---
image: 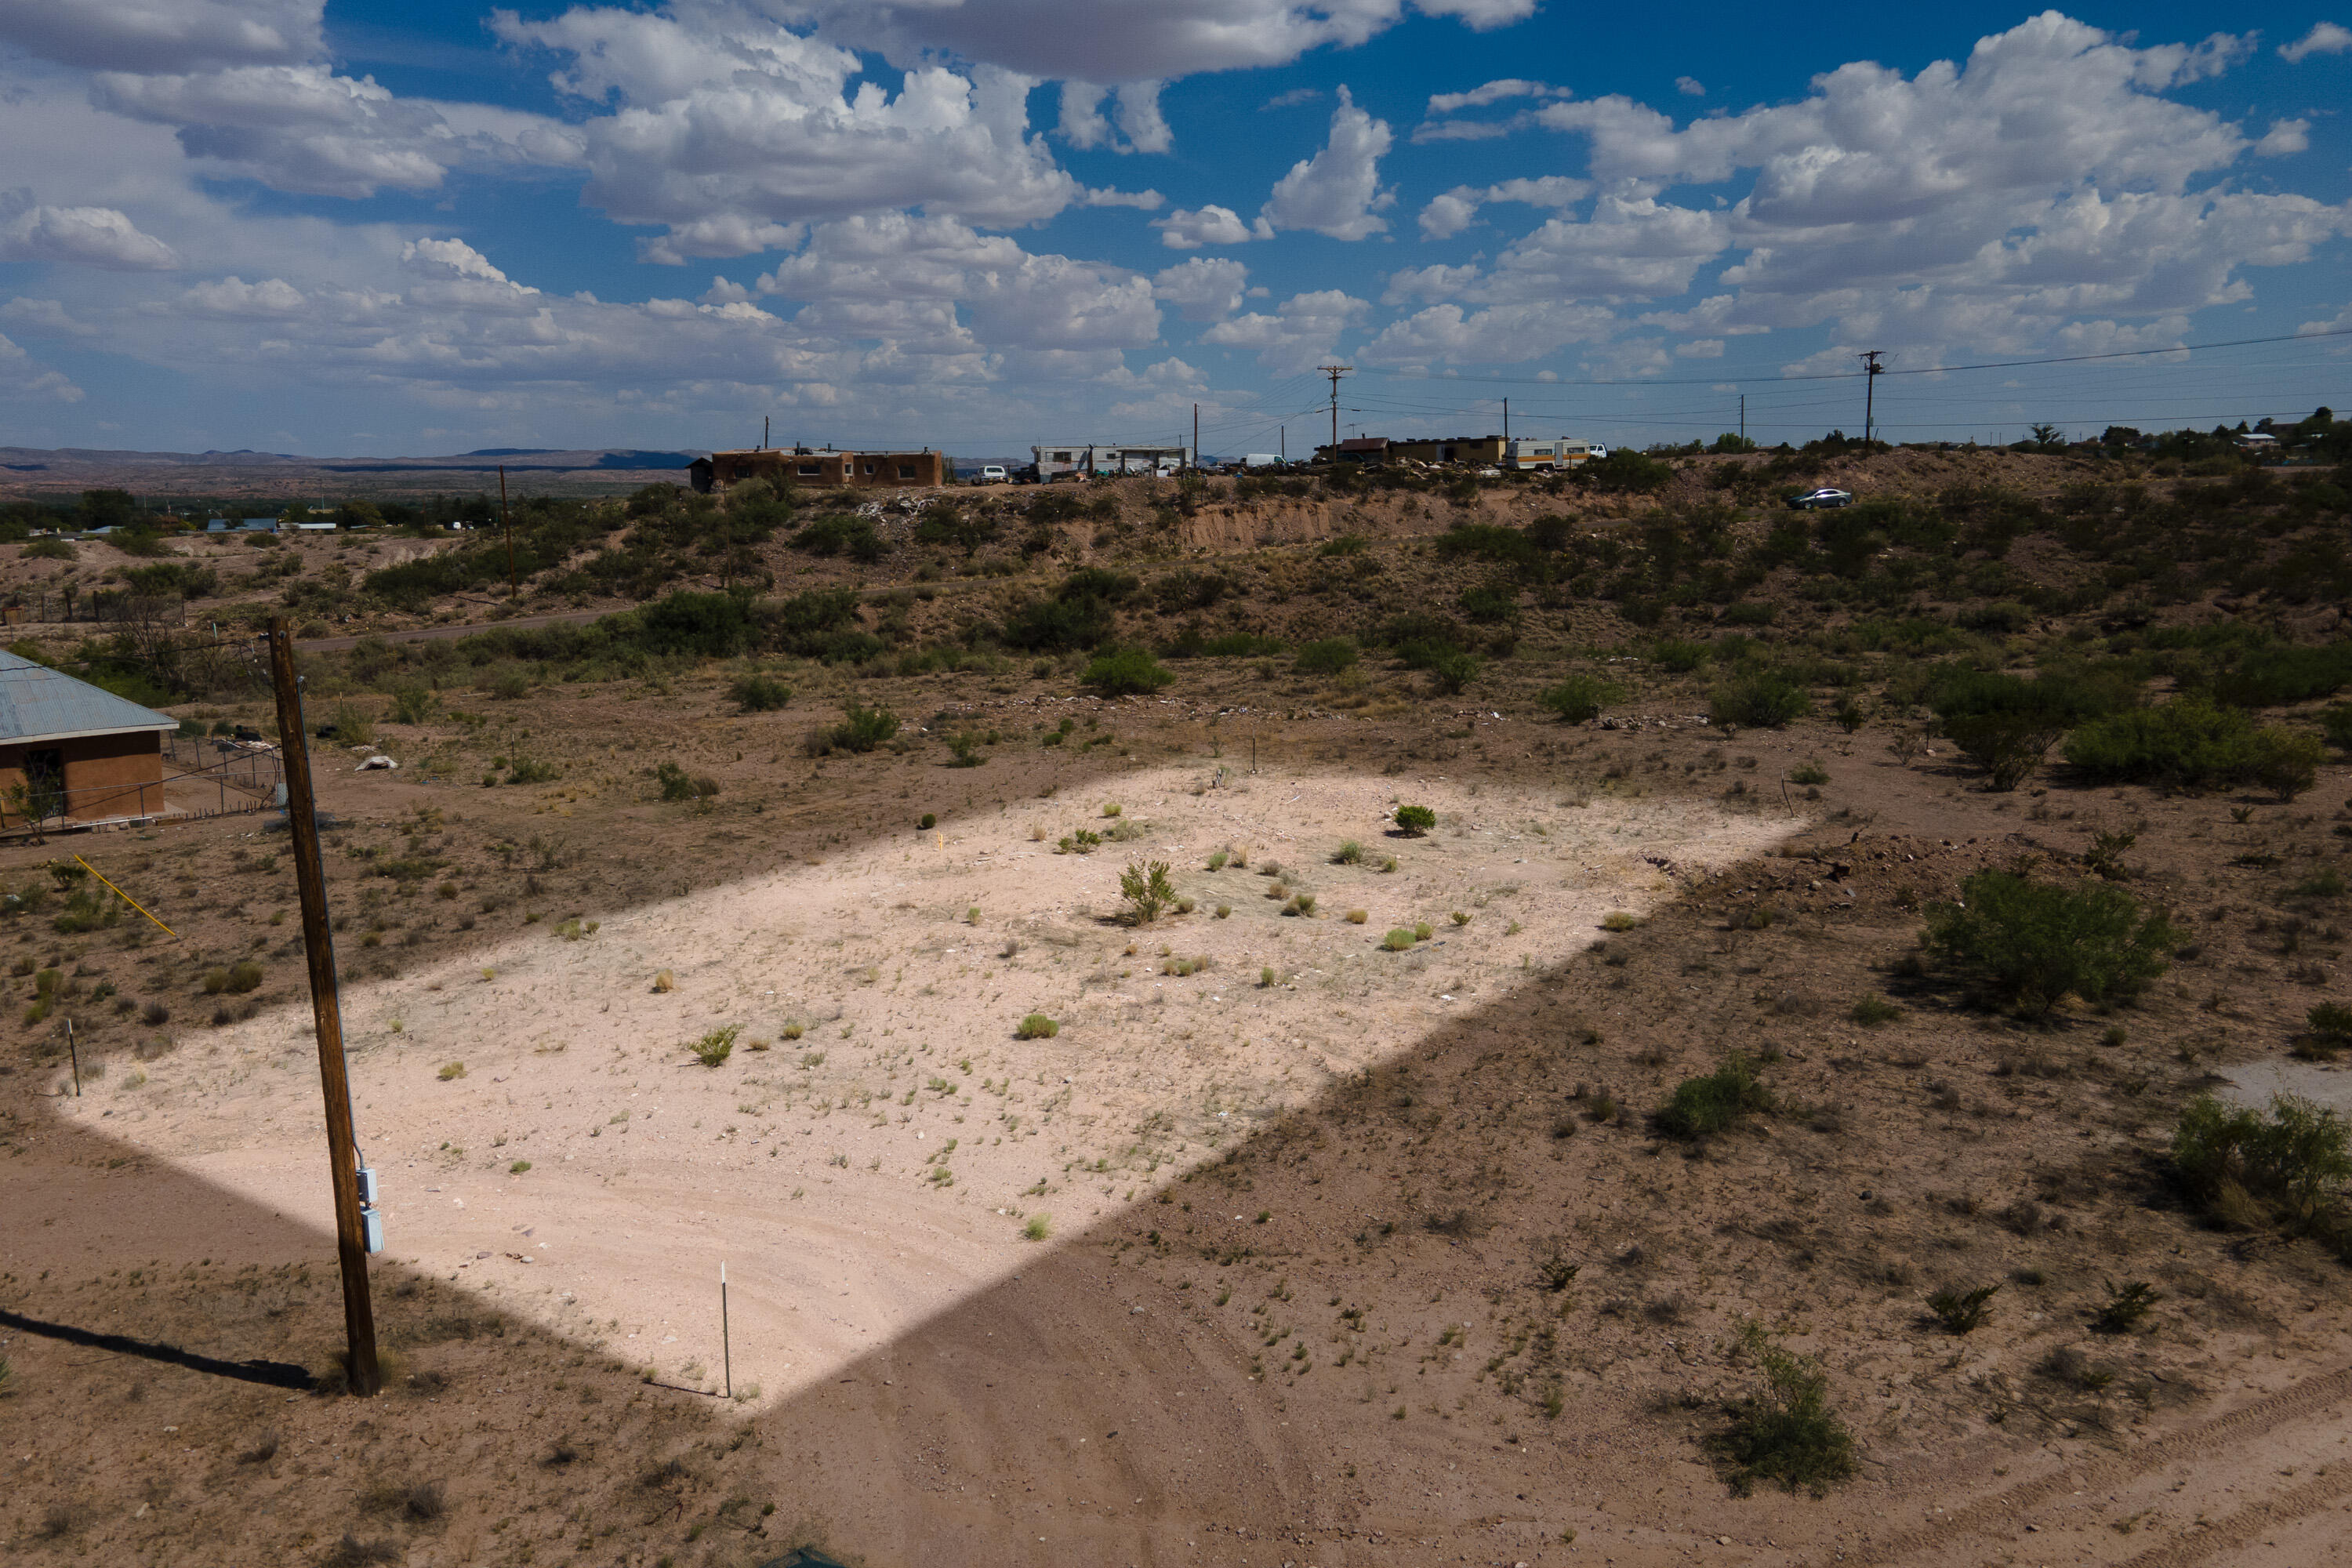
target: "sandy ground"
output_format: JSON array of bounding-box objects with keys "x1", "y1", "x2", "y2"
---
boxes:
[{"x1": 56, "y1": 766, "x2": 1791, "y2": 1417}]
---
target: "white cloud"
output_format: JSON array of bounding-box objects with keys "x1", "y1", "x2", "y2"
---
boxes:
[
  {"x1": 1260, "y1": 86, "x2": 1394, "y2": 240},
  {"x1": 2280, "y1": 21, "x2": 2352, "y2": 62},
  {"x1": 0, "y1": 198, "x2": 181, "y2": 270},
  {"x1": 178, "y1": 276, "x2": 307, "y2": 316},
  {"x1": 1058, "y1": 79, "x2": 1172, "y2": 154},
  {"x1": 792, "y1": 0, "x2": 1525, "y2": 83},
  {"x1": 0, "y1": 298, "x2": 99, "y2": 336},
  {"x1": 0, "y1": 0, "x2": 320, "y2": 71},
  {"x1": 1675, "y1": 76, "x2": 1704, "y2": 97},
  {"x1": 1261, "y1": 87, "x2": 1323, "y2": 111},
  {"x1": 1152, "y1": 205, "x2": 1270, "y2": 249},
  {"x1": 496, "y1": 8, "x2": 1082, "y2": 256},
  {"x1": 1416, "y1": 174, "x2": 1590, "y2": 238},
  {"x1": 2256, "y1": 118, "x2": 2311, "y2": 156},
  {"x1": 1425, "y1": 78, "x2": 1558, "y2": 114},
  {"x1": 1356, "y1": 299, "x2": 1615, "y2": 367},
  {"x1": 1673, "y1": 337, "x2": 1722, "y2": 357},
  {"x1": 1153, "y1": 257, "x2": 1249, "y2": 322},
  {"x1": 1201, "y1": 288, "x2": 1367, "y2": 372},
  {"x1": 0, "y1": 331, "x2": 84, "y2": 401}
]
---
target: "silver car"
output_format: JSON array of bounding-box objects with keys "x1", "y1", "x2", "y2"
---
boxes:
[{"x1": 1786, "y1": 487, "x2": 1853, "y2": 510}]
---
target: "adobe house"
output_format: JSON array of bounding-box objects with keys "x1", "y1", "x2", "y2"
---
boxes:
[
  {"x1": 688, "y1": 447, "x2": 948, "y2": 493},
  {"x1": 0, "y1": 651, "x2": 177, "y2": 829}
]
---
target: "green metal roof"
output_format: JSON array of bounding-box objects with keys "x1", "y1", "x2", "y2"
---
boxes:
[{"x1": 0, "y1": 651, "x2": 178, "y2": 746}]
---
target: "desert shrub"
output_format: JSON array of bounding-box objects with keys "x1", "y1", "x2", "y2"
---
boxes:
[
  {"x1": 731, "y1": 675, "x2": 792, "y2": 713},
  {"x1": 1849, "y1": 993, "x2": 1901, "y2": 1026},
  {"x1": 1709, "y1": 1323, "x2": 1857, "y2": 1496},
  {"x1": 793, "y1": 514, "x2": 884, "y2": 561},
  {"x1": 655, "y1": 760, "x2": 720, "y2": 801},
  {"x1": 389, "y1": 684, "x2": 437, "y2": 725},
  {"x1": 1393, "y1": 804, "x2": 1436, "y2": 836},
  {"x1": 1709, "y1": 673, "x2": 1809, "y2": 729},
  {"x1": 1655, "y1": 1054, "x2": 1771, "y2": 1138},
  {"x1": 2303, "y1": 1002, "x2": 2352, "y2": 1061},
  {"x1": 2201, "y1": 641, "x2": 2352, "y2": 709},
  {"x1": 1331, "y1": 840, "x2": 1363, "y2": 865},
  {"x1": 328, "y1": 702, "x2": 376, "y2": 749},
  {"x1": 1537, "y1": 674, "x2": 1622, "y2": 724},
  {"x1": 1426, "y1": 649, "x2": 1482, "y2": 694},
  {"x1": 2064, "y1": 696, "x2": 2324, "y2": 797},
  {"x1": 2172, "y1": 1093, "x2": 2352, "y2": 1232},
  {"x1": 2091, "y1": 1280, "x2": 2159, "y2": 1334},
  {"x1": 1023, "y1": 1214, "x2": 1052, "y2": 1240},
  {"x1": 1294, "y1": 637, "x2": 1359, "y2": 676},
  {"x1": 1581, "y1": 449, "x2": 1675, "y2": 494},
  {"x1": 1083, "y1": 646, "x2": 1174, "y2": 695},
  {"x1": 1381, "y1": 928, "x2": 1414, "y2": 951},
  {"x1": 437, "y1": 1061, "x2": 466, "y2": 1080},
  {"x1": 691, "y1": 1025, "x2": 739, "y2": 1068},
  {"x1": 1015, "y1": 1013, "x2": 1058, "y2": 1040},
  {"x1": 2323, "y1": 703, "x2": 2352, "y2": 751},
  {"x1": 1925, "y1": 1283, "x2": 1999, "y2": 1334},
  {"x1": 1923, "y1": 870, "x2": 2179, "y2": 1018},
  {"x1": 821, "y1": 702, "x2": 899, "y2": 753},
  {"x1": 1119, "y1": 860, "x2": 1175, "y2": 924}
]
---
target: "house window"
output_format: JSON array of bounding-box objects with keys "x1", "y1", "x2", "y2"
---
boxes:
[
  {"x1": 898, "y1": 466, "x2": 916, "y2": 479},
  {"x1": 1053, "y1": 452, "x2": 1071, "y2": 462},
  {"x1": 798, "y1": 464, "x2": 818, "y2": 476},
  {"x1": 862, "y1": 463, "x2": 875, "y2": 474}
]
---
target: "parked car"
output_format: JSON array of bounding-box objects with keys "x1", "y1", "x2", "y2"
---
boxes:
[
  {"x1": 975, "y1": 465, "x2": 1008, "y2": 484},
  {"x1": 1785, "y1": 487, "x2": 1853, "y2": 510}
]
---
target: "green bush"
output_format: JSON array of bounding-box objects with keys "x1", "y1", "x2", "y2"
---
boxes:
[
  {"x1": 1537, "y1": 674, "x2": 1622, "y2": 724},
  {"x1": 1119, "y1": 859, "x2": 1175, "y2": 924},
  {"x1": 1709, "y1": 673, "x2": 1809, "y2": 730},
  {"x1": 1923, "y1": 870, "x2": 2179, "y2": 1018},
  {"x1": 1293, "y1": 637, "x2": 1359, "y2": 676},
  {"x1": 2172, "y1": 1093, "x2": 2352, "y2": 1229},
  {"x1": 1710, "y1": 1323, "x2": 1858, "y2": 1496},
  {"x1": 1427, "y1": 650, "x2": 1482, "y2": 694},
  {"x1": 2322, "y1": 702, "x2": 2352, "y2": 751},
  {"x1": 1083, "y1": 646, "x2": 1174, "y2": 696},
  {"x1": 691, "y1": 1025, "x2": 739, "y2": 1068},
  {"x1": 655, "y1": 760, "x2": 720, "y2": 801},
  {"x1": 731, "y1": 675, "x2": 792, "y2": 713},
  {"x1": 823, "y1": 702, "x2": 899, "y2": 753},
  {"x1": 1381, "y1": 928, "x2": 1414, "y2": 951},
  {"x1": 1394, "y1": 804, "x2": 1436, "y2": 836},
  {"x1": 2063, "y1": 696, "x2": 2324, "y2": 797},
  {"x1": 1655, "y1": 1054, "x2": 1771, "y2": 1138},
  {"x1": 1015, "y1": 1013, "x2": 1058, "y2": 1040},
  {"x1": 1925, "y1": 1283, "x2": 1999, "y2": 1334}
]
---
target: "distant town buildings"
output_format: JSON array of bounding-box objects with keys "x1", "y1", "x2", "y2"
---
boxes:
[
  {"x1": 689, "y1": 447, "x2": 949, "y2": 493},
  {"x1": 1030, "y1": 443, "x2": 1192, "y2": 478}
]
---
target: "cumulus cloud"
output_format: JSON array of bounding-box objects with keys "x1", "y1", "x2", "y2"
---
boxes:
[
  {"x1": 1675, "y1": 76, "x2": 1704, "y2": 96},
  {"x1": 496, "y1": 7, "x2": 1081, "y2": 255},
  {"x1": 2280, "y1": 21, "x2": 2352, "y2": 61},
  {"x1": 1059, "y1": 80, "x2": 1172, "y2": 153},
  {"x1": 1201, "y1": 289, "x2": 1367, "y2": 372},
  {"x1": 1152, "y1": 205, "x2": 1272, "y2": 249},
  {"x1": 0, "y1": 0, "x2": 320, "y2": 71},
  {"x1": 0, "y1": 198, "x2": 180, "y2": 269},
  {"x1": 0, "y1": 298, "x2": 99, "y2": 336},
  {"x1": 178, "y1": 276, "x2": 307, "y2": 316},
  {"x1": 1356, "y1": 299, "x2": 1616, "y2": 368},
  {"x1": 1416, "y1": 174, "x2": 1590, "y2": 238},
  {"x1": 1153, "y1": 257, "x2": 1249, "y2": 322},
  {"x1": 792, "y1": 0, "x2": 1530, "y2": 84},
  {"x1": 2256, "y1": 118, "x2": 2312, "y2": 156},
  {"x1": 1260, "y1": 86, "x2": 1395, "y2": 240},
  {"x1": 0, "y1": 330, "x2": 84, "y2": 401}
]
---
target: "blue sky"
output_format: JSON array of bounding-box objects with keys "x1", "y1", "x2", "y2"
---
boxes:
[{"x1": 1, "y1": 1, "x2": 2348, "y2": 458}]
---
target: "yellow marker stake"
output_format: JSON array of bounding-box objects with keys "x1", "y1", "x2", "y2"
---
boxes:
[{"x1": 73, "y1": 855, "x2": 180, "y2": 939}]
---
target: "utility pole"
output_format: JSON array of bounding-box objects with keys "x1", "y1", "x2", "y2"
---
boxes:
[
  {"x1": 1319, "y1": 364, "x2": 1352, "y2": 459},
  {"x1": 267, "y1": 619, "x2": 379, "y2": 1398},
  {"x1": 1192, "y1": 403, "x2": 1199, "y2": 472},
  {"x1": 761, "y1": 415, "x2": 769, "y2": 451},
  {"x1": 1279, "y1": 425, "x2": 1285, "y2": 463},
  {"x1": 1739, "y1": 394, "x2": 1745, "y2": 445},
  {"x1": 1503, "y1": 397, "x2": 1509, "y2": 445},
  {"x1": 498, "y1": 466, "x2": 517, "y2": 600},
  {"x1": 1858, "y1": 350, "x2": 1885, "y2": 446}
]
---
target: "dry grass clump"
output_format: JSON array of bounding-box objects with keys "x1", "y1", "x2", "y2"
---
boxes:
[
  {"x1": 651, "y1": 969, "x2": 675, "y2": 992},
  {"x1": 436, "y1": 1061, "x2": 465, "y2": 1081},
  {"x1": 1015, "y1": 1013, "x2": 1058, "y2": 1040}
]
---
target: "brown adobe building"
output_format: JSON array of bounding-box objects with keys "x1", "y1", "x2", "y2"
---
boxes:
[
  {"x1": 688, "y1": 448, "x2": 949, "y2": 493},
  {"x1": 0, "y1": 651, "x2": 177, "y2": 830}
]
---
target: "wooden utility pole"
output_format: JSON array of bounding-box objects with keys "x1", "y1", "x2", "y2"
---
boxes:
[
  {"x1": 268, "y1": 619, "x2": 380, "y2": 1397},
  {"x1": 498, "y1": 466, "x2": 517, "y2": 599},
  {"x1": 1192, "y1": 403, "x2": 1198, "y2": 472},
  {"x1": 1858, "y1": 350, "x2": 1885, "y2": 446},
  {"x1": 1319, "y1": 364, "x2": 1351, "y2": 458}
]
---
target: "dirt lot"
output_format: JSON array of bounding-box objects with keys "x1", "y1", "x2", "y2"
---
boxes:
[{"x1": 5, "y1": 449, "x2": 2352, "y2": 1567}]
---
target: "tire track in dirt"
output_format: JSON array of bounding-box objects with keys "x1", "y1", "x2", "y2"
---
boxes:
[
  {"x1": 2108, "y1": 1465, "x2": 2352, "y2": 1568},
  {"x1": 1820, "y1": 1362, "x2": 2352, "y2": 1567}
]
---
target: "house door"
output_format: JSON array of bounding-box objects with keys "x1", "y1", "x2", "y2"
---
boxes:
[{"x1": 23, "y1": 747, "x2": 64, "y2": 821}]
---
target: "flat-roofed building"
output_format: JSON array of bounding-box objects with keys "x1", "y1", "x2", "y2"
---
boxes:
[{"x1": 688, "y1": 447, "x2": 949, "y2": 492}]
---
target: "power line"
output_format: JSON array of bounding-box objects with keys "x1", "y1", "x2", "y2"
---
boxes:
[{"x1": 1352, "y1": 325, "x2": 2352, "y2": 389}]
